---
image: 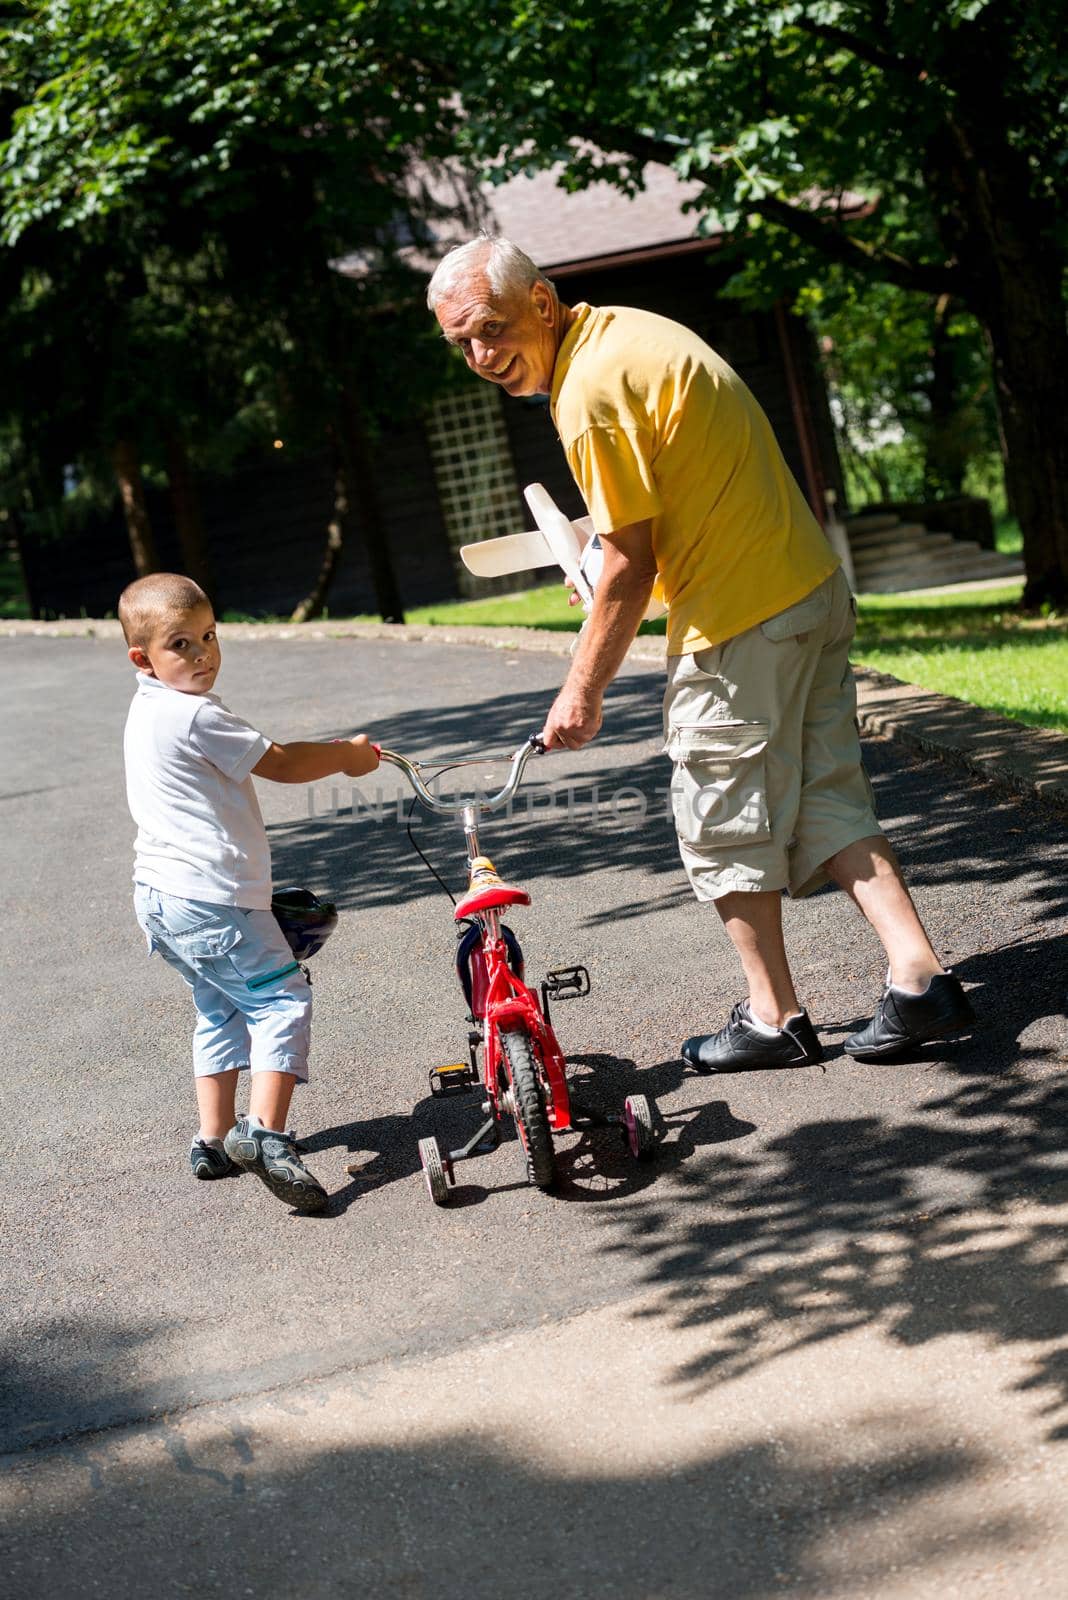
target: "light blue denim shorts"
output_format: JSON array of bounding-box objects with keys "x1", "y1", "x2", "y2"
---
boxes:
[{"x1": 134, "y1": 884, "x2": 312, "y2": 1081}]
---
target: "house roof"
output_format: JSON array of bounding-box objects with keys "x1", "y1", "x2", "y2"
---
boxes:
[
  {"x1": 476, "y1": 163, "x2": 716, "y2": 276},
  {"x1": 333, "y1": 158, "x2": 868, "y2": 282},
  {"x1": 332, "y1": 160, "x2": 716, "y2": 281}
]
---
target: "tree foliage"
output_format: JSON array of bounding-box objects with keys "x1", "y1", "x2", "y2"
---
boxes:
[
  {"x1": 2, "y1": 1, "x2": 1065, "y2": 610},
  {"x1": 798, "y1": 274, "x2": 1000, "y2": 505},
  {"x1": 436, "y1": 0, "x2": 1068, "y2": 602},
  {"x1": 0, "y1": 0, "x2": 472, "y2": 615}
]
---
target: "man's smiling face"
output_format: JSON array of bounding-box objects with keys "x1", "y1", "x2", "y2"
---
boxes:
[{"x1": 434, "y1": 270, "x2": 561, "y2": 397}]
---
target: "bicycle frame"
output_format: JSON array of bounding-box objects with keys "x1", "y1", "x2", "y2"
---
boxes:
[
  {"x1": 377, "y1": 736, "x2": 656, "y2": 1199},
  {"x1": 470, "y1": 910, "x2": 572, "y2": 1133},
  {"x1": 377, "y1": 737, "x2": 572, "y2": 1130}
]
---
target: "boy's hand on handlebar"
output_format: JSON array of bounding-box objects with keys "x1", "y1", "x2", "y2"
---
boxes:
[
  {"x1": 338, "y1": 734, "x2": 380, "y2": 777},
  {"x1": 540, "y1": 684, "x2": 602, "y2": 750}
]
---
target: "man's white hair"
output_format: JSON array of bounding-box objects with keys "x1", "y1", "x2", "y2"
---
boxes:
[{"x1": 426, "y1": 234, "x2": 554, "y2": 311}]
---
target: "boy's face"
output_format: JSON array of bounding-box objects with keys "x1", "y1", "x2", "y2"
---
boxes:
[{"x1": 129, "y1": 602, "x2": 221, "y2": 695}]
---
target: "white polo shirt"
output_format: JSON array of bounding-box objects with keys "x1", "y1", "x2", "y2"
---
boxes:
[{"x1": 124, "y1": 673, "x2": 273, "y2": 909}]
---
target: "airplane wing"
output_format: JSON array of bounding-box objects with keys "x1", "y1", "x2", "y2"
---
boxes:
[
  {"x1": 459, "y1": 529, "x2": 558, "y2": 578},
  {"x1": 458, "y1": 483, "x2": 667, "y2": 623}
]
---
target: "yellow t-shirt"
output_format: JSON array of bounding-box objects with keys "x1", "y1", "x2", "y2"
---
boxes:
[{"x1": 550, "y1": 303, "x2": 839, "y2": 655}]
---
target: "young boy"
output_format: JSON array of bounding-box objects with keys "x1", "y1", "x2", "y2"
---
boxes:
[{"x1": 120, "y1": 572, "x2": 379, "y2": 1213}]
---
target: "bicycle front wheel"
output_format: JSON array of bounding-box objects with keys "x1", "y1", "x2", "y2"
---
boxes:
[{"x1": 499, "y1": 1025, "x2": 555, "y2": 1190}]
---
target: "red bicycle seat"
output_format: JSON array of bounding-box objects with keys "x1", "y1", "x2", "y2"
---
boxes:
[{"x1": 454, "y1": 883, "x2": 532, "y2": 920}]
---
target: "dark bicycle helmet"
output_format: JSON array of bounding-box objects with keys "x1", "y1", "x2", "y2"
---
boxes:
[{"x1": 271, "y1": 887, "x2": 338, "y2": 961}]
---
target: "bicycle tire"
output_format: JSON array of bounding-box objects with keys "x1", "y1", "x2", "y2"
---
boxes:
[{"x1": 499, "y1": 1025, "x2": 555, "y2": 1190}]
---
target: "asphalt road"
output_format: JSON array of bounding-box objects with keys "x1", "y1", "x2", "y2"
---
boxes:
[{"x1": 2, "y1": 632, "x2": 1066, "y2": 1596}]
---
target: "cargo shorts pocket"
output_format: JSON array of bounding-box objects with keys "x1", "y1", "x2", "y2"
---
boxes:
[
  {"x1": 221, "y1": 921, "x2": 302, "y2": 994},
  {"x1": 759, "y1": 582, "x2": 831, "y2": 642},
  {"x1": 151, "y1": 916, "x2": 242, "y2": 963},
  {"x1": 667, "y1": 721, "x2": 772, "y2": 846},
  {"x1": 142, "y1": 896, "x2": 243, "y2": 962}
]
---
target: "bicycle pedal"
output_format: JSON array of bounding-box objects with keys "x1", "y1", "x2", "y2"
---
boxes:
[
  {"x1": 543, "y1": 965, "x2": 591, "y2": 1002},
  {"x1": 429, "y1": 1063, "x2": 477, "y2": 1097}
]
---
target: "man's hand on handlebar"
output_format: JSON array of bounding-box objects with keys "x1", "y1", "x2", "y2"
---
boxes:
[{"x1": 539, "y1": 683, "x2": 603, "y2": 751}]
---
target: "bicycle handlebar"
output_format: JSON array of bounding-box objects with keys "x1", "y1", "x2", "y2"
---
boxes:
[{"x1": 374, "y1": 735, "x2": 546, "y2": 815}]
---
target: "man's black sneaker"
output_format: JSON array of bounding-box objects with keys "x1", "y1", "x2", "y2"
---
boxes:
[
  {"x1": 845, "y1": 971, "x2": 975, "y2": 1061},
  {"x1": 190, "y1": 1138, "x2": 236, "y2": 1179},
  {"x1": 682, "y1": 1001, "x2": 824, "y2": 1072},
  {"x1": 223, "y1": 1117, "x2": 327, "y2": 1213}
]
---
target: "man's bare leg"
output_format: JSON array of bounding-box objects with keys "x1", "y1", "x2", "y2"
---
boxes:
[
  {"x1": 822, "y1": 834, "x2": 943, "y2": 991},
  {"x1": 714, "y1": 889, "x2": 800, "y2": 1026},
  {"x1": 682, "y1": 886, "x2": 823, "y2": 1068}
]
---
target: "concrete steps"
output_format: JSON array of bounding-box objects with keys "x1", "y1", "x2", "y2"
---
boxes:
[{"x1": 844, "y1": 512, "x2": 1023, "y2": 594}]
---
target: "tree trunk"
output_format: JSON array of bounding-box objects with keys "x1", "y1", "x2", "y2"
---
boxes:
[
  {"x1": 926, "y1": 32, "x2": 1068, "y2": 607},
  {"x1": 291, "y1": 440, "x2": 347, "y2": 624},
  {"x1": 335, "y1": 384, "x2": 405, "y2": 624},
  {"x1": 111, "y1": 437, "x2": 158, "y2": 576},
  {"x1": 981, "y1": 262, "x2": 1068, "y2": 607},
  {"x1": 164, "y1": 428, "x2": 215, "y2": 600},
  {"x1": 922, "y1": 294, "x2": 966, "y2": 501}
]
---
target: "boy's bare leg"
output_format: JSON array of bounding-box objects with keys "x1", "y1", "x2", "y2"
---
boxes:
[
  {"x1": 714, "y1": 889, "x2": 801, "y2": 1026},
  {"x1": 195, "y1": 1069, "x2": 240, "y2": 1139},
  {"x1": 822, "y1": 833, "x2": 943, "y2": 989},
  {"x1": 249, "y1": 1070, "x2": 297, "y2": 1133}
]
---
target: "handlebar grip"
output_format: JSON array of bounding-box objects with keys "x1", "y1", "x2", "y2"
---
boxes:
[{"x1": 528, "y1": 733, "x2": 547, "y2": 754}]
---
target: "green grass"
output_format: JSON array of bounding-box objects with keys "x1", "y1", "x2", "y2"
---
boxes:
[
  {"x1": 398, "y1": 584, "x2": 660, "y2": 633},
  {"x1": 852, "y1": 584, "x2": 1066, "y2": 732}
]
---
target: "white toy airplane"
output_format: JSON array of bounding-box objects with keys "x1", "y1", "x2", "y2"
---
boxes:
[{"x1": 460, "y1": 482, "x2": 667, "y2": 622}]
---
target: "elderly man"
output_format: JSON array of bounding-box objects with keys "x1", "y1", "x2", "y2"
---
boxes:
[{"x1": 427, "y1": 236, "x2": 975, "y2": 1068}]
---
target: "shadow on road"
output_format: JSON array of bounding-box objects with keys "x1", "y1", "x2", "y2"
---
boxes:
[
  {"x1": 594, "y1": 1049, "x2": 1068, "y2": 1441},
  {"x1": 2, "y1": 1396, "x2": 1021, "y2": 1598},
  {"x1": 267, "y1": 671, "x2": 684, "y2": 915},
  {"x1": 261, "y1": 672, "x2": 1068, "y2": 1440},
  {"x1": 7, "y1": 648, "x2": 1067, "y2": 1566},
  {"x1": 301, "y1": 1052, "x2": 749, "y2": 1210}
]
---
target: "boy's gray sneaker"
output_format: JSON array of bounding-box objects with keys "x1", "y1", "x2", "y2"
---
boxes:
[
  {"x1": 190, "y1": 1138, "x2": 236, "y2": 1179},
  {"x1": 223, "y1": 1117, "x2": 327, "y2": 1213}
]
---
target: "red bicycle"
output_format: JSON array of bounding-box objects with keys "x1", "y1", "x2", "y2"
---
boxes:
[{"x1": 376, "y1": 735, "x2": 656, "y2": 1203}]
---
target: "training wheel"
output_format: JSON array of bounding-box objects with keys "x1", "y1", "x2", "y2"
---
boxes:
[
  {"x1": 418, "y1": 1136, "x2": 450, "y2": 1205},
  {"x1": 623, "y1": 1094, "x2": 656, "y2": 1160}
]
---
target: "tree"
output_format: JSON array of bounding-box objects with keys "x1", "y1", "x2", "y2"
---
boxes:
[
  {"x1": 0, "y1": 0, "x2": 471, "y2": 618},
  {"x1": 794, "y1": 274, "x2": 1001, "y2": 507},
  {"x1": 438, "y1": 0, "x2": 1068, "y2": 605}
]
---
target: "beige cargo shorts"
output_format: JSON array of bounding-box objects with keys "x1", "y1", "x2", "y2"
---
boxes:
[{"x1": 663, "y1": 568, "x2": 882, "y2": 901}]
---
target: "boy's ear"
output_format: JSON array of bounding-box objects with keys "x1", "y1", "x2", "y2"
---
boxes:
[{"x1": 128, "y1": 645, "x2": 154, "y2": 674}]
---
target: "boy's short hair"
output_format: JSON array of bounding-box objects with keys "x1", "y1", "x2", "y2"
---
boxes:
[{"x1": 118, "y1": 573, "x2": 211, "y2": 649}]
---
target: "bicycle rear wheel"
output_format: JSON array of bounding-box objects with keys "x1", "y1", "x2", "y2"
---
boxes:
[{"x1": 499, "y1": 1025, "x2": 555, "y2": 1190}]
